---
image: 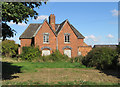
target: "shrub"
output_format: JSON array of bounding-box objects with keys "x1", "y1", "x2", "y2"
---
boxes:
[
  {"x1": 2, "y1": 40, "x2": 18, "y2": 57},
  {"x1": 74, "y1": 55, "x2": 84, "y2": 63},
  {"x1": 82, "y1": 47, "x2": 118, "y2": 70},
  {"x1": 117, "y1": 45, "x2": 120, "y2": 54},
  {"x1": 70, "y1": 55, "x2": 84, "y2": 63},
  {"x1": 40, "y1": 55, "x2": 52, "y2": 62},
  {"x1": 20, "y1": 46, "x2": 41, "y2": 62},
  {"x1": 49, "y1": 50, "x2": 69, "y2": 61}
]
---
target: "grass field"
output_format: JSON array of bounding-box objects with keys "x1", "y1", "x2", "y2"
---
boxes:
[
  {"x1": 2, "y1": 58, "x2": 120, "y2": 85},
  {"x1": 11, "y1": 62, "x2": 89, "y2": 72}
]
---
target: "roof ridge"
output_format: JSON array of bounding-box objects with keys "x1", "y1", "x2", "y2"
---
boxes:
[{"x1": 56, "y1": 19, "x2": 67, "y2": 34}]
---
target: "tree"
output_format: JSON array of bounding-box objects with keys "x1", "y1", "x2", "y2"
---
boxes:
[
  {"x1": 2, "y1": 2, "x2": 46, "y2": 40},
  {"x1": 20, "y1": 46, "x2": 41, "y2": 62},
  {"x1": 2, "y1": 40, "x2": 18, "y2": 57},
  {"x1": 82, "y1": 47, "x2": 118, "y2": 70}
]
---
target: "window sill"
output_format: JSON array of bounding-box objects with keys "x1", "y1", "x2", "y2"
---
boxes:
[
  {"x1": 64, "y1": 42, "x2": 70, "y2": 44},
  {"x1": 43, "y1": 42, "x2": 49, "y2": 44}
]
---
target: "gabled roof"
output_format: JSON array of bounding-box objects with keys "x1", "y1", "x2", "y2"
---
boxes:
[
  {"x1": 70, "y1": 24, "x2": 85, "y2": 39},
  {"x1": 19, "y1": 23, "x2": 42, "y2": 39},
  {"x1": 19, "y1": 19, "x2": 85, "y2": 39},
  {"x1": 56, "y1": 20, "x2": 66, "y2": 34},
  {"x1": 20, "y1": 19, "x2": 56, "y2": 39},
  {"x1": 33, "y1": 19, "x2": 57, "y2": 37},
  {"x1": 55, "y1": 24, "x2": 60, "y2": 31},
  {"x1": 56, "y1": 19, "x2": 85, "y2": 39}
]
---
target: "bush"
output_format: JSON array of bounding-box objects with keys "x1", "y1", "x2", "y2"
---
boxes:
[
  {"x1": 74, "y1": 55, "x2": 84, "y2": 63},
  {"x1": 49, "y1": 50, "x2": 68, "y2": 61},
  {"x1": 2, "y1": 40, "x2": 18, "y2": 57},
  {"x1": 70, "y1": 55, "x2": 84, "y2": 63},
  {"x1": 40, "y1": 55, "x2": 51, "y2": 62},
  {"x1": 20, "y1": 46, "x2": 41, "y2": 62},
  {"x1": 82, "y1": 47, "x2": 118, "y2": 70}
]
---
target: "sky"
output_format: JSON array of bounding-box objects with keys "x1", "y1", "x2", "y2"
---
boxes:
[{"x1": 8, "y1": 2, "x2": 118, "y2": 46}]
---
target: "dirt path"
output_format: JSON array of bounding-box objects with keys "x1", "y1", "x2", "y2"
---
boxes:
[{"x1": 3, "y1": 68, "x2": 120, "y2": 84}]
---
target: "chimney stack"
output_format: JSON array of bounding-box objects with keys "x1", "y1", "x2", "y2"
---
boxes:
[{"x1": 49, "y1": 14, "x2": 55, "y2": 31}]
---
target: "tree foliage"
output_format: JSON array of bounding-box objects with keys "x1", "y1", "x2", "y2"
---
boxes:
[
  {"x1": 2, "y1": 40, "x2": 18, "y2": 57},
  {"x1": 20, "y1": 46, "x2": 41, "y2": 62},
  {"x1": 2, "y1": 23, "x2": 16, "y2": 41},
  {"x1": 82, "y1": 47, "x2": 118, "y2": 70},
  {"x1": 2, "y1": 2, "x2": 46, "y2": 40},
  {"x1": 117, "y1": 45, "x2": 120, "y2": 54}
]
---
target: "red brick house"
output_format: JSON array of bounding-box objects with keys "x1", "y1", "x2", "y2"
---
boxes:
[{"x1": 19, "y1": 14, "x2": 92, "y2": 57}]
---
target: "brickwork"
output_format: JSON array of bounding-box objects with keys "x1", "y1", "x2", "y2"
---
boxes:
[
  {"x1": 78, "y1": 46, "x2": 92, "y2": 56},
  {"x1": 20, "y1": 39, "x2": 31, "y2": 47},
  {"x1": 49, "y1": 14, "x2": 55, "y2": 31},
  {"x1": 57, "y1": 22, "x2": 84, "y2": 57},
  {"x1": 34, "y1": 20, "x2": 56, "y2": 53}
]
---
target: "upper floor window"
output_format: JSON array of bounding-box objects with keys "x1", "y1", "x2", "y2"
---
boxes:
[
  {"x1": 43, "y1": 33, "x2": 49, "y2": 43},
  {"x1": 64, "y1": 33, "x2": 70, "y2": 43}
]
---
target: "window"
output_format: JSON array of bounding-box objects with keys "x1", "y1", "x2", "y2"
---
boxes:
[
  {"x1": 78, "y1": 51, "x2": 81, "y2": 56},
  {"x1": 43, "y1": 33, "x2": 49, "y2": 43},
  {"x1": 64, "y1": 33, "x2": 70, "y2": 43}
]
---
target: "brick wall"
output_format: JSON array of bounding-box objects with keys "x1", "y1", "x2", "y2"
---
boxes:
[
  {"x1": 20, "y1": 39, "x2": 32, "y2": 47},
  {"x1": 78, "y1": 46, "x2": 92, "y2": 56},
  {"x1": 57, "y1": 21, "x2": 84, "y2": 57},
  {"x1": 34, "y1": 21, "x2": 56, "y2": 53}
]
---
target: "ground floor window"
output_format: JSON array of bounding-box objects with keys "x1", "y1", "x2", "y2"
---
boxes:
[
  {"x1": 64, "y1": 49, "x2": 71, "y2": 58},
  {"x1": 78, "y1": 51, "x2": 81, "y2": 56},
  {"x1": 42, "y1": 50, "x2": 50, "y2": 56}
]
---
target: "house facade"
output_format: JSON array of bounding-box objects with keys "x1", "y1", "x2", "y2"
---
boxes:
[{"x1": 19, "y1": 14, "x2": 92, "y2": 57}]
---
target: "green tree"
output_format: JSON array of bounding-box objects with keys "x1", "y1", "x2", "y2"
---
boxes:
[
  {"x1": 20, "y1": 46, "x2": 41, "y2": 62},
  {"x1": 82, "y1": 47, "x2": 118, "y2": 70},
  {"x1": 2, "y1": 2, "x2": 46, "y2": 40},
  {"x1": 117, "y1": 45, "x2": 120, "y2": 54},
  {"x1": 2, "y1": 40, "x2": 18, "y2": 57}
]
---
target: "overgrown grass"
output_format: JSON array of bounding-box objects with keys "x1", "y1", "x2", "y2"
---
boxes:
[
  {"x1": 3, "y1": 80, "x2": 119, "y2": 85},
  {"x1": 10, "y1": 61, "x2": 90, "y2": 73}
]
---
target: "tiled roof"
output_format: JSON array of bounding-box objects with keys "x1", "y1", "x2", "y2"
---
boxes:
[
  {"x1": 19, "y1": 24, "x2": 42, "y2": 39},
  {"x1": 70, "y1": 24, "x2": 85, "y2": 39},
  {"x1": 19, "y1": 20, "x2": 85, "y2": 39},
  {"x1": 56, "y1": 20, "x2": 66, "y2": 34},
  {"x1": 55, "y1": 24, "x2": 60, "y2": 31}
]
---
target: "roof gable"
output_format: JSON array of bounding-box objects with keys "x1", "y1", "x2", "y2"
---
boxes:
[
  {"x1": 19, "y1": 19, "x2": 56, "y2": 39},
  {"x1": 33, "y1": 19, "x2": 57, "y2": 37},
  {"x1": 19, "y1": 23, "x2": 42, "y2": 39},
  {"x1": 56, "y1": 19, "x2": 85, "y2": 39},
  {"x1": 19, "y1": 19, "x2": 85, "y2": 39}
]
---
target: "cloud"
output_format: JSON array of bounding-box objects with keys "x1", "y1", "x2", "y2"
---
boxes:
[
  {"x1": 85, "y1": 35, "x2": 98, "y2": 42},
  {"x1": 107, "y1": 34, "x2": 114, "y2": 38},
  {"x1": 9, "y1": 21, "x2": 27, "y2": 26},
  {"x1": 35, "y1": 15, "x2": 49, "y2": 20},
  {"x1": 111, "y1": 9, "x2": 120, "y2": 16}
]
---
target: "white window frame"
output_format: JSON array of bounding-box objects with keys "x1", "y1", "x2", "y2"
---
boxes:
[
  {"x1": 43, "y1": 33, "x2": 49, "y2": 44},
  {"x1": 64, "y1": 33, "x2": 70, "y2": 43}
]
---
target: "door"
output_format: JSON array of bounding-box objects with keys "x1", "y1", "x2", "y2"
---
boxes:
[
  {"x1": 64, "y1": 50, "x2": 71, "y2": 58},
  {"x1": 42, "y1": 50, "x2": 50, "y2": 56}
]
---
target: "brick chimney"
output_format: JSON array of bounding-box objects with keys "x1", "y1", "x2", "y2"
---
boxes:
[{"x1": 49, "y1": 14, "x2": 55, "y2": 31}]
